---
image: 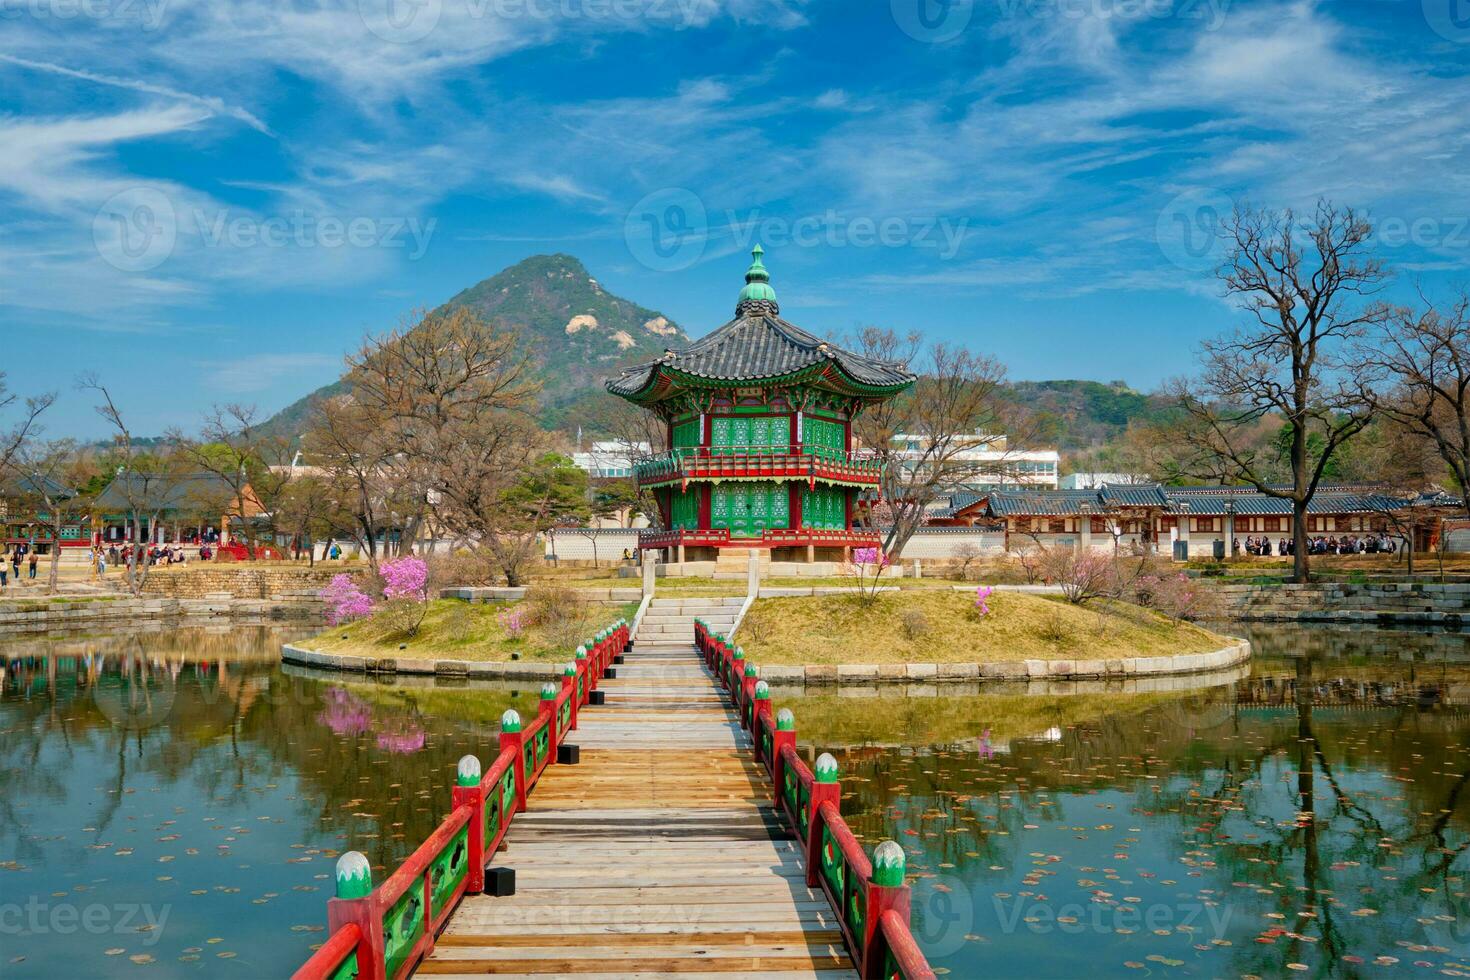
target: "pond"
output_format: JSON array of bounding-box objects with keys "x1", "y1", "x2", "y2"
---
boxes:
[{"x1": 1, "y1": 621, "x2": 1466, "y2": 978}]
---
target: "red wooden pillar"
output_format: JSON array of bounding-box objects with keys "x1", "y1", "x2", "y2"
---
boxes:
[
  {"x1": 806, "y1": 755, "x2": 841, "y2": 888},
  {"x1": 771, "y1": 717, "x2": 796, "y2": 790},
  {"x1": 499, "y1": 714, "x2": 529, "y2": 813},
  {"x1": 326, "y1": 854, "x2": 387, "y2": 980},
  {"x1": 561, "y1": 665, "x2": 579, "y2": 730},
  {"x1": 451, "y1": 757, "x2": 487, "y2": 894},
  {"x1": 539, "y1": 683, "x2": 557, "y2": 748}
]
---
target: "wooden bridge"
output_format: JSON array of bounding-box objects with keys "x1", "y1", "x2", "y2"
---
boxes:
[{"x1": 293, "y1": 599, "x2": 935, "y2": 980}]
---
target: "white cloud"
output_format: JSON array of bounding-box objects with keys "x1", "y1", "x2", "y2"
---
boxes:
[{"x1": 196, "y1": 353, "x2": 343, "y2": 394}]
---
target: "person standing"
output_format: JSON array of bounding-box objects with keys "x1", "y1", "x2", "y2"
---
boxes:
[{"x1": 27, "y1": 551, "x2": 37, "y2": 580}]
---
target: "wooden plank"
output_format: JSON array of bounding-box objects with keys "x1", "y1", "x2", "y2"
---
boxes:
[
  {"x1": 416, "y1": 639, "x2": 850, "y2": 979},
  {"x1": 417, "y1": 953, "x2": 853, "y2": 974},
  {"x1": 437, "y1": 932, "x2": 843, "y2": 948}
]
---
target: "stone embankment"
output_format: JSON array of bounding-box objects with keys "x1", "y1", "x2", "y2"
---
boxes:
[
  {"x1": 0, "y1": 595, "x2": 319, "y2": 634},
  {"x1": 139, "y1": 565, "x2": 351, "y2": 600},
  {"x1": 1216, "y1": 582, "x2": 1470, "y2": 625}
]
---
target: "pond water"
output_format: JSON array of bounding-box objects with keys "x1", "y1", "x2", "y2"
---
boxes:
[{"x1": 1, "y1": 622, "x2": 1466, "y2": 978}]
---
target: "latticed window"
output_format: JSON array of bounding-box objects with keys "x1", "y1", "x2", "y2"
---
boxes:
[
  {"x1": 672, "y1": 418, "x2": 701, "y2": 451},
  {"x1": 803, "y1": 417, "x2": 844, "y2": 456},
  {"x1": 670, "y1": 489, "x2": 699, "y2": 530},
  {"x1": 801, "y1": 486, "x2": 846, "y2": 530}
]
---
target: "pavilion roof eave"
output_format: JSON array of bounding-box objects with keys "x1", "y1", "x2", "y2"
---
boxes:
[{"x1": 608, "y1": 360, "x2": 913, "y2": 407}]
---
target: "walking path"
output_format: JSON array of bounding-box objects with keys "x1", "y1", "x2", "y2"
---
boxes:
[{"x1": 419, "y1": 597, "x2": 855, "y2": 977}]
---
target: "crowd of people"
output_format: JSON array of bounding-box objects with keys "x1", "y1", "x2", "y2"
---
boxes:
[
  {"x1": 86, "y1": 543, "x2": 193, "y2": 579},
  {"x1": 0, "y1": 545, "x2": 40, "y2": 588},
  {"x1": 1235, "y1": 534, "x2": 1399, "y2": 557}
]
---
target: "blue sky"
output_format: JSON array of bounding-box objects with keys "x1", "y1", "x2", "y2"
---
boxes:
[{"x1": 2, "y1": 0, "x2": 1469, "y2": 437}]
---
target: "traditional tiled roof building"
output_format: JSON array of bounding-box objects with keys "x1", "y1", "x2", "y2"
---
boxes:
[
  {"x1": 979, "y1": 483, "x2": 1454, "y2": 556},
  {"x1": 607, "y1": 246, "x2": 915, "y2": 562}
]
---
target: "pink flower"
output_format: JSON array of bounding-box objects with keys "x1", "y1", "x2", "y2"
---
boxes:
[
  {"x1": 322, "y1": 574, "x2": 375, "y2": 625},
  {"x1": 975, "y1": 585, "x2": 994, "y2": 616},
  {"x1": 497, "y1": 605, "x2": 527, "y2": 638},
  {"x1": 851, "y1": 547, "x2": 890, "y2": 568},
  {"x1": 380, "y1": 556, "x2": 428, "y2": 601}
]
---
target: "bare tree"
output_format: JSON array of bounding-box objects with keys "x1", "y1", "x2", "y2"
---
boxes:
[
  {"x1": 1373, "y1": 292, "x2": 1470, "y2": 517},
  {"x1": 6, "y1": 439, "x2": 93, "y2": 591},
  {"x1": 849, "y1": 328, "x2": 1024, "y2": 557},
  {"x1": 174, "y1": 404, "x2": 291, "y2": 557},
  {"x1": 79, "y1": 375, "x2": 189, "y2": 595},
  {"x1": 320, "y1": 306, "x2": 540, "y2": 566},
  {"x1": 1169, "y1": 202, "x2": 1391, "y2": 583},
  {"x1": 0, "y1": 373, "x2": 55, "y2": 475},
  {"x1": 303, "y1": 394, "x2": 399, "y2": 571}
]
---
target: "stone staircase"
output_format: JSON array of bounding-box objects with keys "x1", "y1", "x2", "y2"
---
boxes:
[
  {"x1": 713, "y1": 547, "x2": 769, "y2": 580},
  {"x1": 634, "y1": 596, "x2": 744, "y2": 644}
]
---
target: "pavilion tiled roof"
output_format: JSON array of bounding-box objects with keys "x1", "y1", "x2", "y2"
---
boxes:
[
  {"x1": 607, "y1": 247, "x2": 915, "y2": 401},
  {"x1": 607, "y1": 311, "x2": 914, "y2": 396}
]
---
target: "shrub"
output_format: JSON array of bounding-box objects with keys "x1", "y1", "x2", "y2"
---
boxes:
[
  {"x1": 843, "y1": 547, "x2": 893, "y2": 606},
  {"x1": 1039, "y1": 548, "x2": 1117, "y2": 604},
  {"x1": 377, "y1": 556, "x2": 432, "y2": 637},
  {"x1": 523, "y1": 585, "x2": 591, "y2": 650},
  {"x1": 900, "y1": 608, "x2": 930, "y2": 640},
  {"x1": 322, "y1": 574, "x2": 375, "y2": 626},
  {"x1": 1037, "y1": 612, "x2": 1072, "y2": 647}
]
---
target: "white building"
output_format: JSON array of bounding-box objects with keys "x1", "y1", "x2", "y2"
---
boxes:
[
  {"x1": 571, "y1": 441, "x2": 649, "y2": 480},
  {"x1": 1060, "y1": 472, "x2": 1149, "y2": 490},
  {"x1": 891, "y1": 432, "x2": 1059, "y2": 490}
]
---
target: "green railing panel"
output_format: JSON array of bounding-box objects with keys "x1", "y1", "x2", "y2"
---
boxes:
[
  {"x1": 327, "y1": 947, "x2": 360, "y2": 980},
  {"x1": 381, "y1": 883, "x2": 424, "y2": 980},
  {"x1": 821, "y1": 823, "x2": 845, "y2": 898},
  {"x1": 430, "y1": 825, "x2": 469, "y2": 913}
]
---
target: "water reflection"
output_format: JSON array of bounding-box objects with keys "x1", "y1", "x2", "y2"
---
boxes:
[
  {"x1": 780, "y1": 625, "x2": 1470, "y2": 978},
  {"x1": 2, "y1": 623, "x2": 1467, "y2": 978},
  {"x1": 0, "y1": 627, "x2": 533, "y2": 978}
]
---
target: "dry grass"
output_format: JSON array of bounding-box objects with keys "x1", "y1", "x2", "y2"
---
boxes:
[
  {"x1": 302, "y1": 598, "x2": 637, "y2": 663},
  {"x1": 777, "y1": 690, "x2": 1180, "y2": 747},
  {"x1": 737, "y1": 591, "x2": 1233, "y2": 665}
]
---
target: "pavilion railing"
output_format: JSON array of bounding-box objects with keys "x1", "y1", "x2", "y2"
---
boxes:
[
  {"x1": 638, "y1": 527, "x2": 881, "y2": 551},
  {"x1": 634, "y1": 445, "x2": 883, "y2": 486},
  {"x1": 695, "y1": 619, "x2": 938, "y2": 980},
  {"x1": 291, "y1": 618, "x2": 631, "y2": 980}
]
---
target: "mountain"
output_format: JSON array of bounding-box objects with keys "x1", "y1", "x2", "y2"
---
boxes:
[
  {"x1": 259, "y1": 258, "x2": 1172, "y2": 456},
  {"x1": 259, "y1": 254, "x2": 688, "y2": 441},
  {"x1": 996, "y1": 380, "x2": 1175, "y2": 452}
]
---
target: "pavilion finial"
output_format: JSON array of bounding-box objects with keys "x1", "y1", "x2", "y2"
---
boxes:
[{"x1": 736, "y1": 243, "x2": 779, "y2": 315}]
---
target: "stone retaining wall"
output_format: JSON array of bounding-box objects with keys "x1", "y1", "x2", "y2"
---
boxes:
[
  {"x1": 282, "y1": 636, "x2": 1250, "y2": 683},
  {"x1": 0, "y1": 596, "x2": 319, "y2": 633},
  {"x1": 1216, "y1": 582, "x2": 1470, "y2": 623},
  {"x1": 755, "y1": 640, "x2": 1252, "y2": 685},
  {"x1": 140, "y1": 565, "x2": 352, "y2": 600}
]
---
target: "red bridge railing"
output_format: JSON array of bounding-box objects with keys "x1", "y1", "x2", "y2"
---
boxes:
[
  {"x1": 291, "y1": 618, "x2": 631, "y2": 980},
  {"x1": 695, "y1": 619, "x2": 938, "y2": 980}
]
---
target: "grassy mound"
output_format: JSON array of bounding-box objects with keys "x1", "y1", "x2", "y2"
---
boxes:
[
  {"x1": 737, "y1": 590, "x2": 1232, "y2": 665},
  {"x1": 301, "y1": 598, "x2": 637, "y2": 663}
]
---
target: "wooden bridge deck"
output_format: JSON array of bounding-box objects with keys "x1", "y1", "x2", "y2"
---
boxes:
[{"x1": 417, "y1": 642, "x2": 857, "y2": 979}]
